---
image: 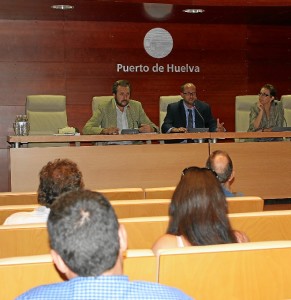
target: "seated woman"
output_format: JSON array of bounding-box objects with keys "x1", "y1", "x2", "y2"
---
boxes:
[
  {"x1": 248, "y1": 83, "x2": 285, "y2": 141},
  {"x1": 152, "y1": 167, "x2": 249, "y2": 255}
]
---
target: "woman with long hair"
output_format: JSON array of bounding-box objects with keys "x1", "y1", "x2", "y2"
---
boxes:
[{"x1": 152, "y1": 167, "x2": 248, "y2": 254}]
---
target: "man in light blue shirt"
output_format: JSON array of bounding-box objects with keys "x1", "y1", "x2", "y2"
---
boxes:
[{"x1": 16, "y1": 190, "x2": 193, "y2": 300}]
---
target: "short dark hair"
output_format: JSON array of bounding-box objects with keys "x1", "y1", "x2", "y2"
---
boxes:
[
  {"x1": 206, "y1": 150, "x2": 233, "y2": 183},
  {"x1": 47, "y1": 190, "x2": 120, "y2": 277},
  {"x1": 112, "y1": 80, "x2": 131, "y2": 94},
  {"x1": 262, "y1": 83, "x2": 277, "y2": 98},
  {"x1": 167, "y1": 167, "x2": 237, "y2": 245},
  {"x1": 180, "y1": 82, "x2": 195, "y2": 92},
  {"x1": 38, "y1": 159, "x2": 84, "y2": 207}
]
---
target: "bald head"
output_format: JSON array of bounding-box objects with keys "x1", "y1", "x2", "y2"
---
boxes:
[
  {"x1": 180, "y1": 82, "x2": 196, "y2": 92},
  {"x1": 206, "y1": 150, "x2": 233, "y2": 183}
]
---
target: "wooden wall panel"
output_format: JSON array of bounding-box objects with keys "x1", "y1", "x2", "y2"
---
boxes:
[
  {"x1": 247, "y1": 25, "x2": 291, "y2": 96},
  {"x1": 0, "y1": 150, "x2": 10, "y2": 192},
  {"x1": 0, "y1": 18, "x2": 290, "y2": 191}
]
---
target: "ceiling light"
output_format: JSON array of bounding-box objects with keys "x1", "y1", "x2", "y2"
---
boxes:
[
  {"x1": 183, "y1": 9, "x2": 205, "y2": 14},
  {"x1": 51, "y1": 5, "x2": 74, "y2": 10}
]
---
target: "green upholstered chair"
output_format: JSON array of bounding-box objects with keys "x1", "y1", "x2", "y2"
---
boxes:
[
  {"x1": 26, "y1": 95, "x2": 68, "y2": 134},
  {"x1": 92, "y1": 96, "x2": 113, "y2": 113},
  {"x1": 235, "y1": 95, "x2": 258, "y2": 142},
  {"x1": 26, "y1": 95, "x2": 68, "y2": 147},
  {"x1": 159, "y1": 95, "x2": 181, "y2": 131},
  {"x1": 281, "y1": 95, "x2": 291, "y2": 127}
]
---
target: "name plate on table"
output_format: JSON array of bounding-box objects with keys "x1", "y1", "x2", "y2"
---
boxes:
[
  {"x1": 121, "y1": 129, "x2": 139, "y2": 134},
  {"x1": 187, "y1": 128, "x2": 209, "y2": 133}
]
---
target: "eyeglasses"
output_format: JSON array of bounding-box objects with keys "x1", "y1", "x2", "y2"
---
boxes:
[
  {"x1": 181, "y1": 166, "x2": 218, "y2": 178},
  {"x1": 183, "y1": 92, "x2": 196, "y2": 97},
  {"x1": 258, "y1": 92, "x2": 270, "y2": 97}
]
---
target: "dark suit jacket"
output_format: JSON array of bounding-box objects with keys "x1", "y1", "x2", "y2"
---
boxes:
[{"x1": 161, "y1": 99, "x2": 217, "y2": 142}]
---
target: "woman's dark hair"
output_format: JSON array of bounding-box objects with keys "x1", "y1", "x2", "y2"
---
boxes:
[
  {"x1": 167, "y1": 167, "x2": 237, "y2": 245},
  {"x1": 262, "y1": 83, "x2": 277, "y2": 99}
]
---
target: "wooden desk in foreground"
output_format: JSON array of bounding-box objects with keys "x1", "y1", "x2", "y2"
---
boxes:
[{"x1": 8, "y1": 132, "x2": 291, "y2": 199}]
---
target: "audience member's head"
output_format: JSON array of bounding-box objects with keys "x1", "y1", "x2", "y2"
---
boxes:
[
  {"x1": 167, "y1": 166, "x2": 237, "y2": 245},
  {"x1": 206, "y1": 150, "x2": 234, "y2": 184},
  {"x1": 38, "y1": 159, "x2": 84, "y2": 207},
  {"x1": 47, "y1": 190, "x2": 127, "y2": 278}
]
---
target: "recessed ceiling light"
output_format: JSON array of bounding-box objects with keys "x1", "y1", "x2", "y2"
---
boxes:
[
  {"x1": 51, "y1": 5, "x2": 74, "y2": 10},
  {"x1": 183, "y1": 9, "x2": 205, "y2": 14}
]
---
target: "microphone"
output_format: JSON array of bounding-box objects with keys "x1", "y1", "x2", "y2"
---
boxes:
[
  {"x1": 193, "y1": 105, "x2": 205, "y2": 128},
  {"x1": 123, "y1": 105, "x2": 139, "y2": 134}
]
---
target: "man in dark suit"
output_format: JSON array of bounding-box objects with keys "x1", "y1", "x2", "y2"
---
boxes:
[{"x1": 161, "y1": 83, "x2": 225, "y2": 143}]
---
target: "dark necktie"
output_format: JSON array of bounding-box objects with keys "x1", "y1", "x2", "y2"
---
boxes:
[{"x1": 188, "y1": 109, "x2": 193, "y2": 129}]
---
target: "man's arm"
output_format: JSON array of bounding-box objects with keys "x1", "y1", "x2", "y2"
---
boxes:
[
  {"x1": 132, "y1": 101, "x2": 159, "y2": 133},
  {"x1": 161, "y1": 104, "x2": 177, "y2": 133},
  {"x1": 82, "y1": 110, "x2": 104, "y2": 135}
]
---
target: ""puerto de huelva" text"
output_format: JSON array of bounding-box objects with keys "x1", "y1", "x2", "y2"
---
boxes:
[{"x1": 116, "y1": 63, "x2": 200, "y2": 73}]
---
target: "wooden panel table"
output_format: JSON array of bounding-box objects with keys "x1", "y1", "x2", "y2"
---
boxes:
[
  {"x1": 7, "y1": 132, "x2": 291, "y2": 199},
  {"x1": 210, "y1": 132, "x2": 291, "y2": 199},
  {"x1": 8, "y1": 133, "x2": 210, "y2": 192}
]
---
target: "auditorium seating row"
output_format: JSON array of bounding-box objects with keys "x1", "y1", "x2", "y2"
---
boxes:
[
  {"x1": 1, "y1": 240, "x2": 291, "y2": 300},
  {"x1": 1, "y1": 210, "x2": 291, "y2": 299},
  {"x1": 0, "y1": 187, "x2": 178, "y2": 205},
  {"x1": 0, "y1": 188, "x2": 146, "y2": 205},
  {"x1": 0, "y1": 196, "x2": 264, "y2": 224},
  {"x1": 1, "y1": 210, "x2": 291, "y2": 258},
  {"x1": 4, "y1": 186, "x2": 266, "y2": 204}
]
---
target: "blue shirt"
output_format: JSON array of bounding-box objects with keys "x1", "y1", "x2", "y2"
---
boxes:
[
  {"x1": 222, "y1": 186, "x2": 243, "y2": 197},
  {"x1": 16, "y1": 275, "x2": 193, "y2": 300},
  {"x1": 183, "y1": 102, "x2": 195, "y2": 129}
]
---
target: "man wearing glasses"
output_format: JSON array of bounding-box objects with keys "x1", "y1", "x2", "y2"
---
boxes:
[
  {"x1": 248, "y1": 83, "x2": 284, "y2": 134},
  {"x1": 161, "y1": 83, "x2": 225, "y2": 142}
]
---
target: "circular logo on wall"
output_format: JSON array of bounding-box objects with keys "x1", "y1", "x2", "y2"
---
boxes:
[{"x1": 143, "y1": 28, "x2": 173, "y2": 59}]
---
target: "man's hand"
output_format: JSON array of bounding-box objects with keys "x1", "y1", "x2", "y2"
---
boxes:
[
  {"x1": 216, "y1": 119, "x2": 225, "y2": 132},
  {"x1": 171, "y1": 127, "x2": 187, "y2": 133},
  {"x1": 138, "y1": 124, "x2": 154, "y2": 133},
  {"x1": 101, "y1": 127, "x2": 119, "y2": 135}
]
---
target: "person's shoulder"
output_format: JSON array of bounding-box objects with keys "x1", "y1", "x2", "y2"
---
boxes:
[
  {"x1": 15, "y1": 282, "x2": 68, "y2": 299},
  {"x1": 3, "y1": 207, "x2": 49, "y2": 225},
  {"x1": 131, "y1": 281, "x2": 193, "y2": 299},
  {"x1": 167, "y1": 100, "x2": 183, "y2": 110},
  {"x1": 250, "y1": 102, "x2": 258, "y2": 109},
  {"x1": 195, "y1": 99, "x2": 210, "y2": 109},
  {"x1": 274, "y1": 100, "x2": 283, "y2": 108},
  {"x1": 222, "y1": 187, "x2": 235, "y2": 197},
  {"x1": 152, "y1": 234, "x2": 178, "y2": 255},
  {"x1": 128, "y1": 99, "x2": 143, "y2": 108},
  {"x1": 169, "y1": 100, "x2": 182, "y2": 106},
  {"x1": 3, "y1": 211, "x2": 33, "y2": 225},
  {"x1": 99, "y1": 98, "x2": 114, "y2": 108}
]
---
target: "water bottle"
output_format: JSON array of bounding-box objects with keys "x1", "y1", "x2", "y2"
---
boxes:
[{"x1": 13, "y1": 115, "x2": 30, "y2": 136}]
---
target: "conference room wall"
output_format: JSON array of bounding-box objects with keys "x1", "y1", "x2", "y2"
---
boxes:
[{"x1": 0, "y1": 20, "x2": 290, "y2": 191}]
